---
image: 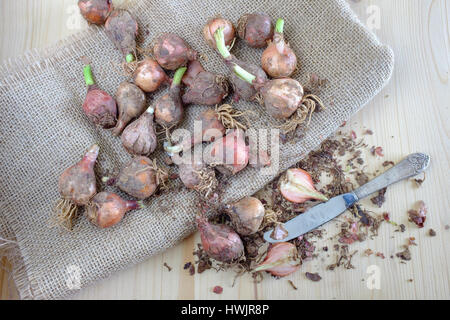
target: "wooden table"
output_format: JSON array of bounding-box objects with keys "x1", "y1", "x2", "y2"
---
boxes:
[{"x1": 1, "y1": 0, "x2": 448, "y2": 300}]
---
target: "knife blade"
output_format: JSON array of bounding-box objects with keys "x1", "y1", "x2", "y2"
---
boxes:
[
  {"x1": 263, "y1": 193, "x2": 357, "y2": 243},
  {"x1": 264, "y1": 153, "x2": 430, "y2": 243}
]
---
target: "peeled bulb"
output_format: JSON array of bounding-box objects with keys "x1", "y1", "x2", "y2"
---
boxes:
[
  {"x1": 253, "y1": 242, "x2": 301, "y2": 277},
  {"x1": 279, "y1": 168, "x2": 328, "y2": 203},
  {"x1": 196, "y1": 215, "x2": 244, "y2": 262},
  {"x1": 225, "y1": 197, "x2": 265, "y2": 235}
]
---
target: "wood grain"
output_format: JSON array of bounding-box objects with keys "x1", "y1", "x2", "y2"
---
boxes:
[{"x1": 0, "y1": 0, "x2": 448, "y2": 300}]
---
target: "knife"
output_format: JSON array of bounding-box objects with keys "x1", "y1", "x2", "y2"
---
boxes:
[{"x1": 263, "y1": 153, "x2": 431, "y2": 243}]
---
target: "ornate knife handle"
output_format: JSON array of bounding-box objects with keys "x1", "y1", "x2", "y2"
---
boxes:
[{"x1": 354, "y1": 153, "x2": 430, "y2": 200}]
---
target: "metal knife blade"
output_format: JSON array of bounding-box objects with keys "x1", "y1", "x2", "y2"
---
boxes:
[
  {"x1": 263, "y1": 193, "x2": 358, "y2": 243},
  {"x1": 263, "y1": 153, "x2": 430, "y2": 243}
]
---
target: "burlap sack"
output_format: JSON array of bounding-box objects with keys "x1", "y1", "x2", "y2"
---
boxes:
[{"x1": 0, "y1": 0, "x2": 393, "y2": 299}]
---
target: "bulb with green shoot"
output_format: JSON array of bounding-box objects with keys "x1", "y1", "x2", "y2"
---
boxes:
[
  {"x1": 217, "y1": 28, "x2": 324, "y2": 135},
  {"x1": 154, "y1": 67, "x2": 187, "y2": 127},
  {"x1": 105, "y1": 9, "x2": 138, "y2": 63},
  {"x1": 214, "y1": 27, "x2": 267, "y2": 102},
  {"x1": 81, "y1": 59, "x2": 117, "y2": 129},
  {"x1": 261, "y1": 18, "x2": 298, "y2": 78}
]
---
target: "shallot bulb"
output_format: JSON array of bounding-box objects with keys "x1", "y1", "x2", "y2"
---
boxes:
[
  {"x1": 261, "y1": 18, "x2": 298, "y2": 78},
  {"x1": 178, "y1": 158, "x2": 217, "y2": 197},
  {"x1": 82, "y1": 63, "x2": 117, "y2": 128},
  {"x1": 225, "y1": 197, "x2": 265, "y2": 235},
  {"x1": 103, "y1": 156, "x2": 167, "y2": 200},
  {"x1": 78, "y1": 0, "x2": 113, "y2": 25},
  {"x1": 58, "y1": 144, "x2": 99, "y2": 206},
  {"x1": 164, "y1": 108, "x2": 226, "y2": 155},
  {"x1": 214, "y1": 27, "x2": 267, "y2": 102},
  {"x1": 121, "y1": 106, "x2": 157, "y2": 156},
  {"x1": 152, "y1": 33, "x2": 198, "y2": 70},
  {"x1": 237, "y1": 13, "x2": 274, "y2": 48},
  {"x1": 154, "y1": 67, "x2": 187, "y2": 128},
  {"x1": 205, "y1": 129, "x2": 249, "y2": 175},
  {"x1": 55, "y1": 144, "x2": 99, "y2": 229},
  {"x1": 279, "y1": 168, "x2": 328, "y2": 203},
  {"x1": 105, "y1": 9, "x2": 138, "y2": 62},
  {"x1": 203, "y1": 17, "x2": 235, "y2": 49},
  {"x1": 253, "y1": 242, "x2": 301, "y2": 277},
  {"x1": 112, "y1": 82, "x2": 146, "y2": 136},
  {"x1": 196, "y1": 108, "x2": 226, "y2": 144},
  {"x1": 133, "y1": 58, "x2": 170, "y2": 93},
  {"x1": 260, "y1": 78, "x2": 304, "y2": 119},
  {"x1": 196, "y1": 215, "x2": 244, "y2": 262},
  {"x1": 229, "y1": 47, "x2": 325, "y2": 133},
  {"x1": 181, "y1": 61, "x2": 229, "y2": 106},
  {"x1": 86, "y1": 191, "x2": 143, "y2": 228}
]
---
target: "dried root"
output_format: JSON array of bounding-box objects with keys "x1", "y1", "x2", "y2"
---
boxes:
[
  {"x1": 194, "y1": 168, "x2": 218, "y2": 199},
  {"x1": 280, "y1": 94, "x2": 325, "y2": 134},
  {"x1": 215, "y1": 104, "x2": 253, "y2": 130},
  {"x1": 111, "y1": 47, "x2": 148, "y2": 77},
  {"x1": 52, "y1": 199, "x2": 79, "y2": 231},
  {"x1": 259, "y1": 208, "x2": 281, "y2": 231}
]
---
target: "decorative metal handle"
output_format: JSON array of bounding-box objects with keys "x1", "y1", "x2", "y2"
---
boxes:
[{"x1": 354, "y1": 153, "x2": 430, "y2": 200}]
